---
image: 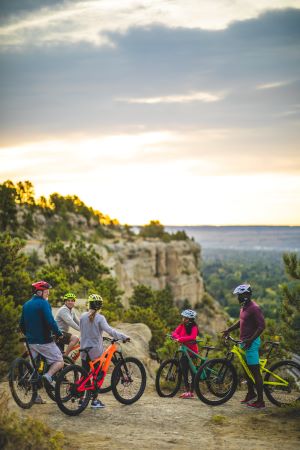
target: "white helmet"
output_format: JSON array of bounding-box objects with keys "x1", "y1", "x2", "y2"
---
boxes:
[
  {"x1": 233, "y1": 284, "x2": 252, "y2": 295},
  {"x1": 181, "y1": 309, "x2": 197, "y2": 319}
]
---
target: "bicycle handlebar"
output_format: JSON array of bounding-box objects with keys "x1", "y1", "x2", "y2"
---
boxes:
[
  {"x1": 224, "y1": 335, "x2": 243, "y2": 345},
  {"x1": 103, "y1": 337, "x2": 130, "y2": 343},
  {"x1": 166, "y1": 334, "x2": 203, "y2": 344}
]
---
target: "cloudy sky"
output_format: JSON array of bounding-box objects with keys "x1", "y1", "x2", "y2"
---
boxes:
[{"x1": 1, "y1": 0, "x2": 300, "y2": 225}]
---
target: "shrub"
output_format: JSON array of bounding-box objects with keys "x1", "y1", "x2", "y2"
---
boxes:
[{"x1": 0, "y1": 392, "x2": 64, "y2": 450}]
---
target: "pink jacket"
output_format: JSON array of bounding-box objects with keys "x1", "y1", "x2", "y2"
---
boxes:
[{"x1": 171, "y1": 324, "x2": 199, "y2": 354}]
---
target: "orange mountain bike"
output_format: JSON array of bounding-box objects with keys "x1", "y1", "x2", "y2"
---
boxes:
[
  {"x1": 54, "y1": 337, "x2": 147, "y2": 416},
  {"x1": 66, "y1": 339, "x2": 118, "y2": 394}
]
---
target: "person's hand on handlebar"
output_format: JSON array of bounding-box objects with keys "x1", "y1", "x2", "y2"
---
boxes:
[
  {"x1": 221, "y1": 329, "x2": 230, "y2": 338},
  {"x1": 123, "y1": 337, "x2": 131, "y2": 343}
]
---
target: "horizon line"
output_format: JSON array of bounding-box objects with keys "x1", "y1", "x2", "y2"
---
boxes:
[{"x1": 132, "y1": 224, "x2": 300, "y2": 227}]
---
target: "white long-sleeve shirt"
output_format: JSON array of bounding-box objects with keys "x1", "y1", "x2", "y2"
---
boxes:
[
  {"x1": 80, "y1": 311, "x2": 128, "y2": 360},
  {"x1": 55, "y1": 304, "x2": 80, "y2": 333}
]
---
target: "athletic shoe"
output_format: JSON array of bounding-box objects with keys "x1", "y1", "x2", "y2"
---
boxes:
[
  {"x1": 34, "y1": 394, "x2": 46, "y2": 404},
  {"x1": 180, "y1": 392, "x2": 194, "y2": 399},
  {"x1": 42, "y1": 374, "x2": 55, "y2": 389},
  {"x1": 90, "y1": 399, "x2": 105, "y2": 409},
  {"x1": 179, "y1": 392, "x2": 188, "y2": 398},
  {"x1": 240, "y1": 393, "x2": 256, "y2": 404},
  {"x1": 247, "y1": 401, "x2": 266, "y2": 409}
]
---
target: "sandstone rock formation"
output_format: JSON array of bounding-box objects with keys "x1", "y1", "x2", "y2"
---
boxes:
[{"x1": 101, "y1": 239, "x2": 205, "y2": 308}]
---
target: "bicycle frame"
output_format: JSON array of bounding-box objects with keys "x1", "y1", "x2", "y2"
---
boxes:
[
  {"x1": 230, "y1": 344, "x2": 289, "y2": 388},
  {"x1": 77, "y1": 341, "x2": 120, "y2": 393},
  {"x1": 178, "y1": 344, "x2": 207, "y2": 375}
]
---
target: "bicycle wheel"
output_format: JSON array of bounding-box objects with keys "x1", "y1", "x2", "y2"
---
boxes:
[
  {"x1": 155, "y1": 358, "x2": 182, "y2": 397},
  {"x1": 55, "y1": 364, "x2": 91, "y2": 416},
  {"x1": 111, "y1": 357, "x2": 146, "y2": 405},
  {"x1": 9, "y1": 357, "x2": 37, "y2": 409},
  {"x1": 44, "y1": 355, "x2": 74, "y2": 401},
  {"x1": 264, "y1": 360, "x2": 300, "y2": 407},
  {"x1": 194, "y1": 358, "x2": 238, "y2": 406}
]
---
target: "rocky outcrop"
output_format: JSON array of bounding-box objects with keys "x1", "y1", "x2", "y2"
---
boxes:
[
  {"x1": 100, "y1": 239, "x2": 204, "y2": 308},
  {"x1": 24, "y1": 235, "x2": 206, "y2": 310}
]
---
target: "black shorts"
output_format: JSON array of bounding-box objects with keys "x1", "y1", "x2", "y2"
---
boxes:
[{"x1": 59, "y1": 331, "x2": 72, "y2": 346}]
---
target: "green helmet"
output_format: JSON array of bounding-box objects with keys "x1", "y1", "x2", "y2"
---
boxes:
[
  {"x1": 88, "y1": 293, "x2": 103, "y2": 310},
  {"x1": 63, "y1": 292, "x2": 77, "y2": 301}
]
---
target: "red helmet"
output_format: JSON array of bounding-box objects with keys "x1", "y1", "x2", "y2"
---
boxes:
[{"x1": 32, "y1": 281, "x2": 52, "y2": 292}]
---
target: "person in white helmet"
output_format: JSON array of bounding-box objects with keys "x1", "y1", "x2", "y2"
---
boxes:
[
  {"x1": 222, "y1": 284, "x2": 266, "y2": 409},
  {"x1": 171, "y1": 309, "x2": 199, "y2": 399}
]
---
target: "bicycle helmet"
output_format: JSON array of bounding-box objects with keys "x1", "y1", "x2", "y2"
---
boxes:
[
  {"x1": 181, "y1": 309, "x2": 197, "y2": 319},
  {"x1": 88, "y1": 293, "x2": 103, "y2": 310},
  {"x1": 63, "y1": 292, "x2": 77, "y2": 301},
  {"x1": 32, "y1": 281, "x2": 52, "y2": 292},
  {"x1": 233, "y1": 284, "x2": 252, "y2": 306},
  {"x1": 233, "y1": 284, "x2": 252, "y2": 295}
]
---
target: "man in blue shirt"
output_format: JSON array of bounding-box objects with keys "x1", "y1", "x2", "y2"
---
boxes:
[{"x1": 20, "y1": 281, "x2": 64, "y2": 387}]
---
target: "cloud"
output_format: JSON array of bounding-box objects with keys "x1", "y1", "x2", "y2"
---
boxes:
[
  {"x1": 256, "y1": 81, "x2": 291, "y2": 90},
  {"x1": 117, "y1": 91, "x2": 224, "y2": 104},
  {"x1": 1, "y1": 0, "x2": 300, "y2": 49},
  {"x1": 1, "y1": 8, "x2": 300, "y2": 142}
]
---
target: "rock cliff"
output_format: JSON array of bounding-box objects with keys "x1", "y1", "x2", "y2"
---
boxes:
[{"x1": 99, "y1": 239, "x2": 204, "y2": 308}]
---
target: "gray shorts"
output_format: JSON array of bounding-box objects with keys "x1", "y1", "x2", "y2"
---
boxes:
[{"x1": 29, "y1": 342, "x2": 63, "y2": 364}]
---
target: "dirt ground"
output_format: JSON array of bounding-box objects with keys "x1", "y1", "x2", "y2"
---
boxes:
[{"x1": 2, "y1": 381, "x2": 300, "y2": 450}]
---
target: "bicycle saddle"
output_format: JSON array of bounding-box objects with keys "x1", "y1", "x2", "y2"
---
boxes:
[{"x1": 79, "y1": 347, "x2": 93, "y2": 354}]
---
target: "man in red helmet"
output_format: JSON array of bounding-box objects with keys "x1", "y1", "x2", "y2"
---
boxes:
[{"x1": 20, "y1": 281, "x2": 64, "y2": 392}]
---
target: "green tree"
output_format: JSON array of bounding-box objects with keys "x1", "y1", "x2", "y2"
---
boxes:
[
  {"x1": 15, "y1": 181, "x2": 35, "y2": 206},
  {"x1": 125, "y1": 284, "x2": 180, "y2": 352},
  {"x1": 0, "y1": 295, "x2": 21, "y2": 377},
  {"x1": 0, "y1": 233, "x2": 31, "y2": 305},
  {"x1": 0, "y1": 234, "x2": 30, "y2": 376},
  {"x1": 124, "y1": 306, "x2": 167, "y2": 352},
  {"x1": 139, "y1": 220, "x2": 165, "y2": 239},
  {"x1": 45, "y1": 238, "x2": 109, "y2": 283},
  {"x1": 0, "y1": 181, "x2": 17, "y2": 231},
  {"x1": 281, "y1": 253, "x2": 300, "y2": 353}
]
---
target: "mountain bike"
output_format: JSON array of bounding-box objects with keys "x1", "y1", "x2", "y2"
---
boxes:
[
  {"x1": 67, "y1": 339, "x2": 115, "y2": 394},
  {"x1": 54, "y1": 337, "x2": 147, "y2": 416},
  {"x1": 155, "y1": 335, "x2": 216, "y2": 397},
  {"x1": 9, "y1": 337, "x2": 72, "y2": 408},
  {"x1": 194, "y1": 335, "x2": 300, "y2": 406}
]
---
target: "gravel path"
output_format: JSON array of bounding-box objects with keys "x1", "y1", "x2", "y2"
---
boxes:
[{"x1": 3, "y1": 382, "x2": 300, "y2": 450}]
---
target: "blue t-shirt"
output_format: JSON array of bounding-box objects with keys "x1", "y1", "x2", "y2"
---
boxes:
[{"x1": 20, "y1": 295, "x2": 62, "y2": 344}]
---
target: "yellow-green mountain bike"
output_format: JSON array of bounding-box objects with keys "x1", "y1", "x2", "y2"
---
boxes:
[{"x1": 194, "y1": 335, "x2": 300, "y2": 407}]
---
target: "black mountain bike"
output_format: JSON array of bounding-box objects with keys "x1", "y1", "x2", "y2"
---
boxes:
[{"x1": 9, "y1": 336, "x2": 72, "y2": 408}]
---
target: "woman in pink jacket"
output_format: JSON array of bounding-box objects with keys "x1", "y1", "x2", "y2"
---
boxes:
[{"x1": 171, "y1": 309, "x2": 199, "y2": 399}]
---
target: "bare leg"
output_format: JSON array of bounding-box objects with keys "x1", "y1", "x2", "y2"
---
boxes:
[{"x1": 47, "y1": 360, "x2": 64, "y2": 377}]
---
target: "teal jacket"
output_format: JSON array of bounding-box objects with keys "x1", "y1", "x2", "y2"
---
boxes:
[{"x1": 20, "y1": 295, "x2": 62, "y2": 344}]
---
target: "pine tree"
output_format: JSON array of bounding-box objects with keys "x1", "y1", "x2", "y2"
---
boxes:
[
  {"x1": 281, "y1": 253, "x2": 300, "y2": 353},
  {"x1": 0, "y1": 295, "x2": 21, "y2": 377},
  {"x1": 0, "y1": 233, "x2": 30, "y2": 376},
  {"x1": 0, "y1": 233, "x2": 31, "y2": 305}
]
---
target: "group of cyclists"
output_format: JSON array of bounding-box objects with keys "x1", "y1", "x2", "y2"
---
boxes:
[
  {"x1": 19, "y1": 281, "x2": 129, "y2": 408},
  {"x1": 19, "y1": 280, "x2": 266, "y2": 410}
]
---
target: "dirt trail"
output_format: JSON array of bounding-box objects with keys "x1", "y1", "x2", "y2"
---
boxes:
[{"x1": 3, "y1": 383, "x2": 300, "y2": 450}]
